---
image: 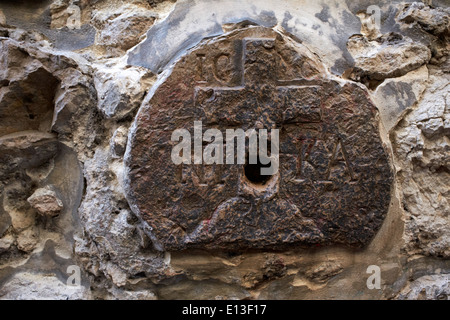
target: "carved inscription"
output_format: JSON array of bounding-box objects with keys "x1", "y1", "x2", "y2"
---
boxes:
[{"x1": 125, "y1": 27, "x2": 393, "y2": 251}]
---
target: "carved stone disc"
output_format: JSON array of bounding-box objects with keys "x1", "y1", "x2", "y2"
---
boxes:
[{"x1": 125, "y1": 27, "x2": 393, "y2": 251}]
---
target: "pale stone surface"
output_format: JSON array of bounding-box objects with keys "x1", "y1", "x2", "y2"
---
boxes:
[
  {"x1": 127, "y1": 0, "x2": 364, "y2": 74},
  {"x1": 0, "y1": 0, "x2": 449, "y2": 300},
  {"x1": 27, "y1": 186, "x2": 64, "y2": 217},
  {"x1": 420, "y1": 118, "x2": 444, "y2": 138},
  {"x1": 396, "y1": 274, "x2": 450, "y2": 300},
  {"x1": 93, "y1": 59, "x2": 154, "y2": 120},
  {"x1": 396, "y1": 2, "x2": 450, "y2": 72},
  {"x1": 107, "y1": 287, "x2": 157, "y2": 300},
  {"x1": 356, "y1": 10, "x2": 382, "y2": 41},
  {"x1": 347, "y1": 32, "x2": 431, "y2": 82},
  {"x1": 6, "y1": 206, "x2": 36, "y2": 233},
  {"x1": 52, "y1": 80, "x2": 98, "y2": 157},
  {"x1": 0, "y1": 131, "x2": 58, "y2": 177},
  {"x1": 393, "y1": 70, "x2": 450, "y2": 258},
  {"x1": 372, "y1": 65, "x2": 429, "y2": 131}
]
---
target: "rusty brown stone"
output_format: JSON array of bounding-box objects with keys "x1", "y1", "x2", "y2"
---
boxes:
[{"x1": 125, "y1": 27, "x2": 393, "y2": 251}]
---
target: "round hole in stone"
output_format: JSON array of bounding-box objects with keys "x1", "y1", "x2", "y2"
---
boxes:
[{"x1": 244, "y1": 158, "x2": 272, "y2": 185}]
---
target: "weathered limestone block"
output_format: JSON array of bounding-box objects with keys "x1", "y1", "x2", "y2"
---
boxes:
[
  {"x1": 396, "y1": 274, "x2": 450, "y2": 300},
  {"x1": 396, "y1": 2, "x2": 449, "y2": 71},
  {"x1": 125, "y1": 26, "x2": 393, "y2": 251},
  {"x1": 398, "y1": 2, "x2": 450, "y2": 36},
  {"x1": 0, "y1": 9, "x2": 6, "y2": 27},
  {"x1": 0, "y1": 32, "x2": 90, "y2": 288},
  {"x1": 1, "y1": 174, "x2": 41, "y2": 254},
  {"x1": 50, "y1": 66, "x2": 100, "y2": 159},
  {"x1": 127, "y1": 0, "x2": 363, "y2": 75},
  {"x1": 27, "y1": 186, "x2": 64, "y2": 217},
  {"x1": 92, "y1": 3, "x2": 156, "y2": 57},
  {"x1": 0, "y1": 272, "x2": 88, "y2": 300},
  {"x1": 2, "y1": 180, "x2": 41, "y2": 253},
  {"x1": 5, "y1": 206, "x2": 35, "y2": 234},
  {"x1": 0, "y1": 131, "x2": 58, "y2": 176},
  {"x1": 356, "y1": 10, "x2": 382, "y2": 41},
  {"x1": 0, "y1": 37, "x2": 99, "y2": 161},
  {"x1": 347, "y1": 32, "x2": 431, "y2": 82},
  {"x1": 0, "y1": 0, "x2": 448, "y2": 301},
  {"x1": 52, "y1": 81, "x2": 96, "y2": 136}
]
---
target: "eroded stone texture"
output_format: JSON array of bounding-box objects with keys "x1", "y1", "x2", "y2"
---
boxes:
[
  {"x1": 372, "y1": 65, "x2": 429, "y2": 132},
  {"x1": 125, "y1": 27, "x2": 393, "y2": 251},
  {"x1": 93, "y1": 61, "x2": 154, "y2": 120}
]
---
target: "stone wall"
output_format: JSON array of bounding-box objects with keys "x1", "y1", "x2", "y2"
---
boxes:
[{"x1": 0, "y1": 0, "x2": 448, "y2": 300}]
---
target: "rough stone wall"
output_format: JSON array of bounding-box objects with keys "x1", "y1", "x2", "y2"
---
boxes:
[{"x1": 0, "y1": 0, "x2": 448, "y2": 300}]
